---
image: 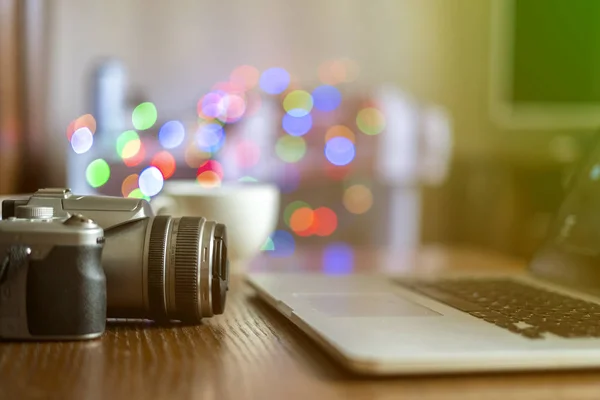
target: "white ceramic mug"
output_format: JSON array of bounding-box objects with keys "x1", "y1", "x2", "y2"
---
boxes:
[{"x1": 151, "y1": 181, "x2": 280, "y2": 265}]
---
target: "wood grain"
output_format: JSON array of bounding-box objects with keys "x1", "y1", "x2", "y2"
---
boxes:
[{"x1": 3, "y1": 247, "x2": 600, "y2": 400}]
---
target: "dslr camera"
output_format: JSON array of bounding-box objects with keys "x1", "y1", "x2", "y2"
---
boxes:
[{"x1": 1, "y1": 188, "x2": 229, "y2": 340}]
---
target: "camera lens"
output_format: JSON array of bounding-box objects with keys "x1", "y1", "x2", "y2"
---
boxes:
[{"x1": 146, "y1": 216, "x2": 228, "y2": 322}]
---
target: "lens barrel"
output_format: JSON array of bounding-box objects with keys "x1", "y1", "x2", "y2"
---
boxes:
[{"x1": 146, "y1": 216, "x2": 228, "y2": 322}]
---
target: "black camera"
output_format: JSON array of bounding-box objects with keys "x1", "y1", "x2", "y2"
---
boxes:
[{"x1": 0, "y1": 206, "x2": 106, "y2": 340}]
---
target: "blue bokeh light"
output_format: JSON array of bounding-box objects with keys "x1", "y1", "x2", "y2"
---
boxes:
[
  {"x1": 70, "y1": 127, "x2": 94, "y2": 154},
  {"x1": 139, "y1": 166, "x2": 164, "y2": 197},
  {"x1": 268, "y1": 230, "x2": 296, "y2": 258},
  {"x1": 322, "y1": 242, "x2": 354, "y2": 275},
  {"x1": 196, "y1": 123, "x2": 225, "y2": 153},
  {"x1": 324, "y1": 137, "x2": 355, "y2": 166},
  {"x1": 312, "y1": 85, "x2": 342, "y2": 112},
  {"x1": 158, "y1": 120, "x2": 185, "y2": 149},
  {"x1": 259, "y1": 67, "x2": 290, "y2": 95},
  {"x1": 282, "y1": 113, "x2": 312, "y2": 136}
]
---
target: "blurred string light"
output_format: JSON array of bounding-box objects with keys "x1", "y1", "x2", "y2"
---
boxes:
[
  {"x1": 230, "y1": 65, "x2": 260, "y2": 91},
  {"x1": 121, "y1": 173, "x2": 139, "y2": 197},
  {"x1": 356, "y1": 107, "x2": 386, "y2": 135},
  {"x1": 260, "y1": 236, "x2": 275, "y2": 251},
  {"x1": 151, "y1": 151, "x2": 176, "y2": 179},
  {"x1": 312, "y1": 85, "x2": 342, "y2": 112},
  {"x1": 239, "y1": 176, "x2": 258, "y2": 183},
  {"x1": 266, "y1": 230, "x2": 295, "y2": 257},
  {"x1": 259, "y1": 67, "x2": 290, "y2": 95},
  {"x1": 322, "y1": 242, "x2": 354, "y2": 275},
  {"x1": 198, "y1": 91, "x2": 224, "y2": 120},
  {"x1": 123, "y1": 143, "x2": 146, "y2": 167},
  {"x1": 139, "y1": 166, "x2": 164, "y2": 197},
  {"x1": 158, "y1": 120, "x2": 186, "y2": 149},
  {"x1": 318, "y1": 58, "x2": 360, "y2": 85},
  {"x1": 343, "y1": 184, "x2": 373, "y2": 214},
  {"x1": 325, "y1": 137, "x2": 355, "y2": 166},
  {"x1": 132, "y1": 102, "x2": 158, "y2": 131},
  {"x1": 196, "y1": 122, "x2": 225, "y2": 153},
  {"x1": 218, "y1": 94, "x2": 246, "y2": 123},
  {"x1": 283, "y1": 90, "x2": 313, "y2": 117},
  {"x1": 284, "y1": 200, "x2": 311, "y2": 227},
  {"x1": 275, "y1": 136, "x2": 306, "y2": 163},
  {"x1": 197, "y1": 160, "x2": 223, "y2": 188},
  {"x1": 287, "y1": 205, "x2": 338, "y2": 237},
  {"x1": 66, "y1": 114, "x2": 97, "y2": 140},
  {"x1": 128, "y1": 188, "x2": 150, "y2": 201},
  {"x1": 325, "y1": 125, "x2": 355, "y2": 143},
  {"x1": 234, "y1": 139, "x2": 261, "y2": 168},
  {"x1": 116, "y1": 130, "x2": 141, "y2": 159},
  {"x1": 70, "y1": 127, "x2": 94, "y2": 154},
  {"x1": 282, "y1": 113, "x2": 312, "y2": 136},
  {"x1": 86, "y1": 159, "x2": 110, "y2": 188}
]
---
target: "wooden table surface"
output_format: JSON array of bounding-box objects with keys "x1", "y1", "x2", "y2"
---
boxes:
[{"x1": 3, "y1": 245, "x2": 600, "y2": 400}]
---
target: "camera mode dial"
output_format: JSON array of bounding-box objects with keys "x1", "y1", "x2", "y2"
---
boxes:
[{"x1": 15, "y1": 205, "x2": 53, "y2": 219}]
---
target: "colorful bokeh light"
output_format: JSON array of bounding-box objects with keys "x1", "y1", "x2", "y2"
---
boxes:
[
  {"x1": 151, "y1": 151, "x2": 176, "y2": 179},
  {"x1": 322, "y1": 242, "x2": 354, "y2": 275},
  {"x1": 259, "y1": 67, "x2": 290, "y2": 95},
  {"x1": 343, "y1": 184, "x2": 373, "y2": 214},
  {"x1": 289, "y1": 207, "x2": 314, "y2": 234},
  {"x1": 230, "y1": 65, "x2": 260, "y2": 91},
  {"x1": 261, "y1": 236, "x2": 275, "y2": 251},
  {"x1": 132, "y1": 102, "x2": 158, "y2": 131},
  {"x1": 123, "y1": 143, "x2": 146, "y2": 167},
  {"x1": 312, "y1": 207, "x2": 338, "y2": 236},
  {"x1": 325, "y1": 163, "x2": 351, "y2": 180},
  {"x1": 325, "y1": 137, "x2": 355, "y2": 166},
  {"x1": 218, "y1": 94, "x2": 246, "y2": 123},
  {"x1": 197, "y1": 171, "x2": 222, "y2": 188},
  {"x1": 276, "y1": 136, "x2": 306, "y2": 163},
  {"x1": 70, "y1": 127, "x2": 94, "y2": 154},
  {"x1": 198, "y1": 91, "x2": 224, "y2": 119},
  {"x1": 318, "y1": 59, "x2": 360, "y2": 85},
  {"x1": 158, "y1": 120, "x2": 186, "y2": 149},
  {"x1": 282, "y1": 113, "x2": 312, "y2": 136},
  {"x1": 239, "y1": 176, "x2": 258, "y2": 183},
  {"x1": 116, "y1": 130, "x2": 140, "y2": 158},
  {"x1": 197, "y1": 159, "x2": 224, "y2": 179},
  {"x1": 121, "y1": 174, "x2": 139, "y2": 197},
  {"x1": 235, "y1": 140, "x2": 261, "y2": 168},
  {"x1": 267, "y1": 230, "x2": 295, "y2": 258},
  {"x1": 86, "y1": 159, "x2": 110, "y2": 188},
  {"x1": 283, "y1": 90, "x2": 313, "y2": 117},
  {"x1": 139, "y1": 166, "x2": 164, "y2": 197},
  {"x1": 284, "y1": 200, "x2": 311, "y2": 227},
  {"x1": 67, "y1": 114, "x2": 96, "y2": 140},
  {"x1": 128, "y1": 188, "x2": 150, "y2": 201},
  {"x1": 325, "y1": 125, "x2": 355, "y2": 143},
  {"x1": 196, "y1": 122, "x2": 225, "y2": 153},
  {"x1": 356, "y1": 107, "x2": 386, "y2": 135},
  {"x1": 312, "y1": 85, "x2": 342, "y2": 112}
]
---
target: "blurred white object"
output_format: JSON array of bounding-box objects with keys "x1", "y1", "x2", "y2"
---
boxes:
[{"x1": 151, "y1": 180, "x2": 280, "y2": 264}]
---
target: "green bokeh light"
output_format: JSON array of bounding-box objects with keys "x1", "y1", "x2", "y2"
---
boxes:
[
  {"x1": 127, "y1": 188, "x2": 151, "y2": 201},
  {"x1": 283, "y1": 200, "x2": 311, "y2": 227},
  {"x1": 239, "y1": 176, "x2": 258, "y2": 182},
  {"x1": 86, "y1": 159, "x2": 111, "y2": 188},
  {"x1": 356, "y1": 107, "x2": 386, "y2": 135},
  {"x1": 261, "y1": 237, "x2": 275, "y2": 251},
  {"x1": 132, "y1": 102, "x2": 158, "y2": 130},
  {"x1": 275, "y1": 136, "x2": 306, "y2": 163},
  {"x1": 283, "y1": 90, "x2": 313, "y2": 117},
  {"x1": 116, "y1": 130, "x2": 140, "y2": 158}
]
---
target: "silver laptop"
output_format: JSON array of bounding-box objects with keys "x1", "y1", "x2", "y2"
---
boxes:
[{"x1": 247, "y1": 138, "x2": 600, "y2": 375}]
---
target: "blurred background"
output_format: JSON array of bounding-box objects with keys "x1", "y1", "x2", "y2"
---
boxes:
[{"x1": 1, "y1": 0, "x2": 599, "y2": 262}]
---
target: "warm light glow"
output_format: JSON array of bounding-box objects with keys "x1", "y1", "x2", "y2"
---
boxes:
[
  {"x1": 312, "y1": 207, "x2": 337, "y2": 236},
  {"x1": 283, "y1": 90, "x2": 313, "y2": 117},
  {"x1": 121, "y1": 174, "x2": 139, "y2": 197},
  {"x1": 197, "y1": 171, "x2": 222, "y2": 188},
  {"x1": 197, "y1": 159, "x2": 224, "y2": 180},
  {"x1": 289, "y1": 207, "x2": 314, "y2": 234},
  {"x1": 356, "y1": 107, "x2": 386, "y2": 135},
  {"x1": 343, "y1": 184, "x2": 373, "y2": 214},
  {"x1": 123, "y1": 143, "x2": 146, "y2": 167},
  {"x1": 67, "y1": 114, "x2": 97, "y2": 140},
  {"x1": 151, "y1": 151, "x2": 177, "y2": 179},
  {"x1": 325, "y1": 125, "x2": 355, "y2": 143}
]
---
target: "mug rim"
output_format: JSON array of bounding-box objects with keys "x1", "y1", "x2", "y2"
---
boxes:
[{"x1": 160, "y1": 180, "x2": 279, "y2": 196}]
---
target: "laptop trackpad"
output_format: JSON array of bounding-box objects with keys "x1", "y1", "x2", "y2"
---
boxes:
[{"x1": 293, "y1": 293, "x2": 441, "y2": 317}]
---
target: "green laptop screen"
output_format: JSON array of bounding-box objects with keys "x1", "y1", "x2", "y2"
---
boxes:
[{"x1": 512, "y1": 0, "x2": 600, "y2": 104}]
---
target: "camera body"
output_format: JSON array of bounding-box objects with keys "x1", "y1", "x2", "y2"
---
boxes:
[
  {"x1": 2, "y1": 188, "x2": 229, "y2": 323},
  {"x1": 0, "y1": 206, "x2": 106, "y2": 340}
]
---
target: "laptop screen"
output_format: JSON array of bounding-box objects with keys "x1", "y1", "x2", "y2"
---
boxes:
[{"x1": 530, "y1": 136, "x2": 600, "y2": 294}]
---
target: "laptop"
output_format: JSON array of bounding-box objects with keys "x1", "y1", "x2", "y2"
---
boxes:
[{"x1": 247, "y1": 138, "x2": 600, "y2": 375}]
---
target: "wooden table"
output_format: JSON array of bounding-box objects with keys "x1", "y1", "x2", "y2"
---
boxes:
[{"x1": 3, "y1": 245, "x2": 600, "y2": 400}]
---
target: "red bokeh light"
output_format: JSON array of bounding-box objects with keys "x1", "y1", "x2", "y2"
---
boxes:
[
  {"x1": 325, "y1": 163, "x2": 351, "y2": 180},
  {"x1": 290, "y1": 207, "x2": 314, "y2": 235},
  {"x1": 312, "y1": 207, "x2": 338, "y2": 236},
  {"x1": 66, "y1": 114, "x2": 97, "y2": 140},
  {"x1": 123, "y1": 143, "x2": 146, "y2": 167},
  {"x1": 197, "y1": 159, "x2": 224, "y2": 179},
  {"x1": 230, "y1": 65, "x2": 260, "y2": 91},
  {"x1": 151, "y1": 151, "x2": 177, "y2": 179}
]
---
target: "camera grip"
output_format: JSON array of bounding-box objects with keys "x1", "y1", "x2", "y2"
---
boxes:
[{"x1": 26, "y1": 245, "x2": 106, "y2": 337}]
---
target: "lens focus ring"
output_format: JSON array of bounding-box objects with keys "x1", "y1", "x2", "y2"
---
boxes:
[
  {"x1": 173, "y1": 217, "x2": 204, "y2": 322},
  {"x1": 147, "y1": 215, "x2": 170, "y2": 321}
]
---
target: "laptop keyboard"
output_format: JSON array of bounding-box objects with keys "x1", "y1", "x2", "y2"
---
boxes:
[{"x1": 400, "y1": 279, "x2": 600, "y2": 340}]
